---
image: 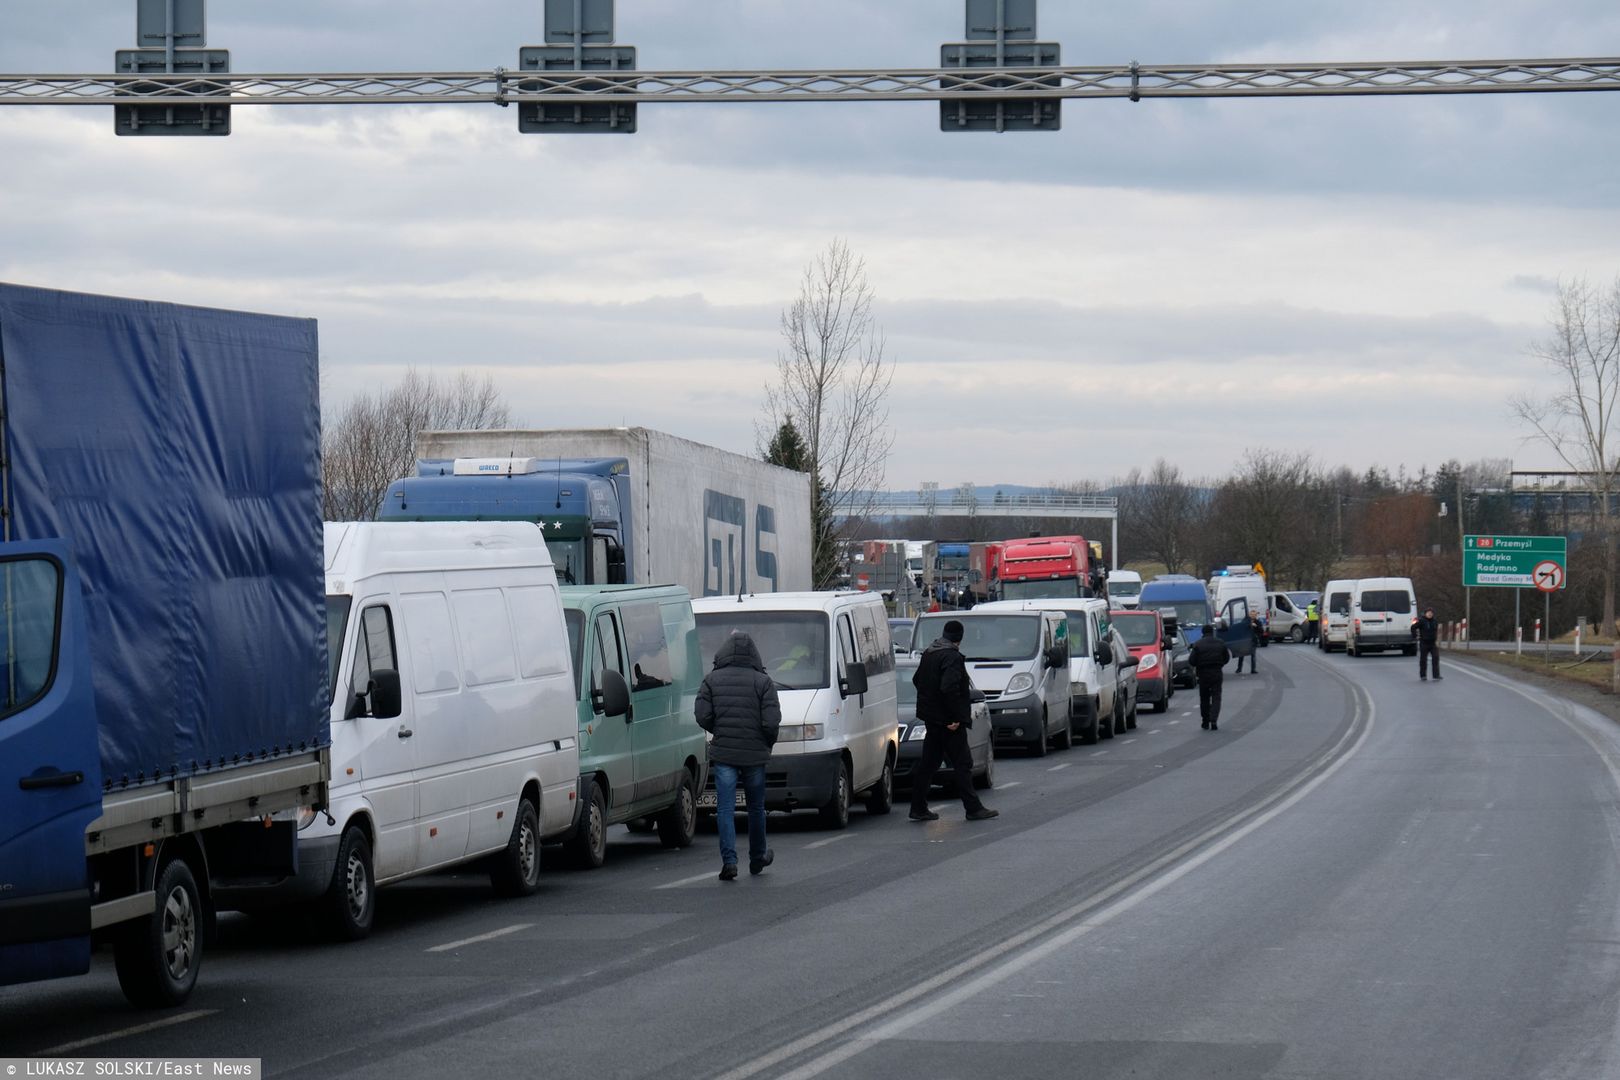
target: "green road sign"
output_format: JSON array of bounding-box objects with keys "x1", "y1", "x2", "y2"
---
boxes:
[{"x1": 1462, "y1": 534, "x2": 1567, "y2": 589}]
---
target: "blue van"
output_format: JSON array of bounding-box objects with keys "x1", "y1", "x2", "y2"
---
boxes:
[{"x1": 1139, "y1": 579, "x2": 1213, "y2": 642}]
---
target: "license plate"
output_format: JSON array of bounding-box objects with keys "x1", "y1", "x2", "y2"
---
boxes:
[{"x1": 697, "y1": 790, "x2": 718, "y2": 809}]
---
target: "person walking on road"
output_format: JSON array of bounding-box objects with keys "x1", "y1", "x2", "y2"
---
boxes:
[
  {"x1": 1305, "y1": 599, "x2": 1320, "y2": 643},
  {"x1": 909, "y1": 620, "x2": 999, "y2": 823},
  {"x1": 1191, "y1": 624, "x2": 1232, "y2": 730},
  {"x1": 1413, "y1": 607, "x2": 1442, "y2": 681},
  {"x1": 695, "y1": 633, "x2": 782, "y2": 881},
  {"x1": 1233, "y1": 610, "x2": 1261, "y2": 674}
]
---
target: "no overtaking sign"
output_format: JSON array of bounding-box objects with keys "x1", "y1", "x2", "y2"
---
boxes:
[{"x1": 1463, "y1": 535, "x2": 1567, "y2": 589}]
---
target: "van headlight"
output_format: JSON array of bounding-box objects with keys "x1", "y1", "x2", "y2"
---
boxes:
[
  {"x1": 1004, "y1": 673, "x2": 1035, "y2": 696},
  {"x1": 777, "y1": 723, "x2": 825, "y2": 742},
  {"x1": 1138, "y1": 654, "x2": 1159, "y2": 673}
]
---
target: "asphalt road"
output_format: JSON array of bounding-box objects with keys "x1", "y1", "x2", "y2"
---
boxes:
[{"x1": 5, "y1": 646, "x2": 1620, "y2": 1079}]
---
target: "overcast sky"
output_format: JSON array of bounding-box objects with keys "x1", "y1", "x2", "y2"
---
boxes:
[{"x1": 3, "y1": 1, "x2": 1618, "y2": 489}]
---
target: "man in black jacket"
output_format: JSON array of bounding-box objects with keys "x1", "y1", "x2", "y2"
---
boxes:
[
  {"x1": 1190, "y1": 625, "x2": 1232, "y2": 730},
  {"x1": 1413, "y1": 607, "x2": 1442, "y2": 681},
  {"x1": 695, "y1": 633, "x2": 782, "y2": 881},
  {"x1": 909, "y1": 620, "x2": 999, "y2": 822}
]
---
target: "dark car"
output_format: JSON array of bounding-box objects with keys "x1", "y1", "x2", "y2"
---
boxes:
[
  {"x1": 1166, "y1": 624, "x2": 1195, "y2": 688},
  {"x1": 893, "y1": 658, "x2": 994, "y2": 792}
]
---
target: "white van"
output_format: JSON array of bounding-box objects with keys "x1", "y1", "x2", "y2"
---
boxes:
[
  {"x1": 219, "y1": 522, "x2": 580, "y2": 939},
  {"x1": 1319, "y1": 579, "x2": 1355, "y2": 652},
  {"x1": 1211, "y1": 573, "x2": 1269, "y2": 644},
  {"x1": 692, "y1": 592, "x2": 899, "y2": 829},
  {"x1": 1349, "y1": 577, "x2": 1417, "y2": 657},
  {"x1": 1106, "y1": 569, "x2": 1144, "y2": 609},
  {"x1": 914, "y1": 607, "x2": 1072, "y2": 757},
  {"x1": 1266, "y1": 591, "x2": 1309, "y2": 643},
  {"x1": 973, "y1": 598, "x2": 1127, "y2": 744}
]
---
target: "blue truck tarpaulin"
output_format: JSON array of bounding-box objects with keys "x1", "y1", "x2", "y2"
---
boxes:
[{"x1": 0, "y1": 284, "x2": 329, "y2": 789}]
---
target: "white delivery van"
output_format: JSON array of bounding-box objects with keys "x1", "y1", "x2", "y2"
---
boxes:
[
  {"x1": 1106, "y1": 569, "x2": 1144, "y2": 609},
  {"x1": 973, "y1": 598, "x2": 1126, "y2": 744},
  {"x1": 1211, "y1": 573, "x2": 1269, "y2": 645},
  {"x1": 692, "y1": 592, "x2": 899, "y2": 829},
  {"x1": 1319, "y1": 579, "x2": 1355, "y2": 652},
  {"x1": 219, "y1": 522, "x2": 580, "y2": 939},
  {"x1": 1266, "y1": 591, "x2": 1309, "y2": 642},
  {"x1": 914, "y1": 607, "x2": 1072, "y2": 757},
  {"x1": 1348, "y1": 577, "x2": 1418, "y2": 656}
]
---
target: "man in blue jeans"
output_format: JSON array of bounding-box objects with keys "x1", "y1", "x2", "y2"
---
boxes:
[{"x1": 695, "y1": 632, "x2": 782, "y2": 881}]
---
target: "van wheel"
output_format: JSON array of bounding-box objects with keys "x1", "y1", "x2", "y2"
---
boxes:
[
  {"x1": 1099, "y1": 703, "x2": 1115, "y2": 740},
  {"x1": 1053, "y1": 711, "x2": 1073, "y2": 751},
  {"x1": 1079, "y1": 702, "x2": 1100, "y2": 745},
  {"x1": 1126, "y1": 702, "x2": 1138, "y2": 730},
  {"x1": 114, "y1": 858, "x2": 203, "y2": 1008},
  {"x1": 324, "y1": 827, "x2": 375, "y2": 941},
  {"x1": 865, "y1": 754, "x2": 895, "y2": 815},
  {"x1": 490, "y1": 800, "x2": 541, "y2": 897},
  {"x1": 1029, "y1": 711, "x2": 1050, "y2": 757},
  {"x1": 657, "y1": 773, "x2": 698, "y2": 849},
  {"x1": 974, "y1": 741, "x2": 995, "y2": 789},
  {"x1": 1290, "y1": 626, "x2": 1305, "y2": 644},
  {"x1": 568, "y1": 784, "x2": 608, "y2": 869},
  {"x1": 818, "y1": 759, "x2": 851, "y2": 829}
]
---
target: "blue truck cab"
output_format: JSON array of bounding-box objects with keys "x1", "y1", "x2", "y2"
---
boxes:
[{"x1": 379, "y1": 457, "x2": 631, "y2": 587}]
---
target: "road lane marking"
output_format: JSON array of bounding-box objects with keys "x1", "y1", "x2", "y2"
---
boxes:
[
  {"x1": 806, "y1": 833, "x2": 853, "y2": 850},
  {"x1": 1167, "y1": 720, "x2": 1181, "y2": 726},
  {"x1": 1122, "y1": 738, "x2": 1136, "y2": 744},
  {"x1": 724, "y1": 660, "x2": 1376, "y2": 1080},
  {"x1": 427, "y1": 923, "x2": 533, "y2": 953},
  {"x1": 1047, "y1": 763, "x2": 1071, "y2": 772},
  {"x1": 1148, "y1": 730, "x2": 1163, "y2": 736},
  {"x1": 997, "y1": 781, "x2": 1022, "y2": 789},
  {"x1": 655, "y1": 871, "x2": 723, "y2": 890},
  {"x1": 1092, "y1": 751, "x2": 1109, "y2": 757},
  {"x1": 40, "y1": 1011, "x2": 218, "y2": 1055}
]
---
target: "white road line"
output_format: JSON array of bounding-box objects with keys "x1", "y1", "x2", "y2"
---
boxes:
[
  {"x1": 655, "y1": 871, "x2": 722, "y2": 891},
  {"x1": 997, "y1": 781, "x2": 1023, "y2": 789},
  {"x1": 1148, "y1": 730, "x2": 1163, "y2": 736},
  {"x1": 722, "y1": 668, "x2": 1378, "y2": 1080},
  {"x1": 1047, "y1": 763, "x2": 1071, "y2": 772},
  {"x1": 1167, "y1": 720, "x2": 1181, "y2": 726},
  {"x1": 1122, "y1": 738, "x2": 1137, "y2": 744},
  {"x1": 427, "y1": 923, "x2": 533, "y2": 953},
  {"x1": 1092, "y1": 751, "x2": 1110, "y2": 757},
  {"x1": 40, "y1": 1011, "x2": 218, "y2": 1055},
  {"x1": 806, "y1": 833, "x2": 854, "y2": 850}
]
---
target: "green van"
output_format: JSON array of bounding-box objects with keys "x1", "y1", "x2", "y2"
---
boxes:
[{"x1": 559, "y1": 585, "x2": 706, "y2": 867}]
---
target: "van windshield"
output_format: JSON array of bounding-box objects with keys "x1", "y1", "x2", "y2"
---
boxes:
[
  {"x1": 1151, "y1": 601, "x2": 1210, "y2": 629},
  {"x1": 326, "y1": 596, "x2": 351, "y2": 704},
  {"x1": 1361, "y1": 590, "x2": 1412, "y2": 614},
  {"x1": 1108, "y1": 580, "x2": 1142, "y2": 598},
  {"x1": 1112, "y1": 613, "x2": 1160, "y2": 647},
  {"x1": 918, "y1": 615, "x2": 1040, "y2": 662},
  {"x1": 694, "y1": 611, "x2": 830, "y2": 691}
]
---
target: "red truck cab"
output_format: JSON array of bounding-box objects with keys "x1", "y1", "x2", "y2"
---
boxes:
[{"x1": 999, "y1": 535, "x2": 1093, "y2": 601}]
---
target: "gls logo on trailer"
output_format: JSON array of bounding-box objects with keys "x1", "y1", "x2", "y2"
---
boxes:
[{"x1": 703, "y1": 490, "x2": 780, "y2": 596}]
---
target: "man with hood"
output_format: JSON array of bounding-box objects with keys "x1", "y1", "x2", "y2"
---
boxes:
[
  {"x1": 1413, "y1": 606, "x2": 1442, "y2": 681},
  {"x1": 909, "y1": 620, "x2": 999, "y2": 822},
  {"x1": 1189, "y1": 623, "x2": 1232, "y2": 730},
  {"x1": 695, "y1": 633, "x2": 782, "y2": 881}
]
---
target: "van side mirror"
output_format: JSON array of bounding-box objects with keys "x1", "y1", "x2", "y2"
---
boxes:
[
  {"x1": 596, "y1": 669, "x2": 632, "y2": 720},
  {"x1": 369, "y1": 669, "x2": 403, "y2": 720},
  {"x1": 1095, "y1": 646, "x2": 1111, "y2": 666},
  {"x1": 1122, "y1": 655, "x2": 1140, "y2": 669},
  {"x1": 1045, "y1": 645, "x2": 1068, "y2": 668},
  {"x1": 841, "y1": 662, "x2": 869, "y2": 699}
]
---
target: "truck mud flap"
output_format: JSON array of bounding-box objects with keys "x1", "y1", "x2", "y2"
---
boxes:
[{"x1": 204, "y1": 820, "x2": 298, "y2": 881}]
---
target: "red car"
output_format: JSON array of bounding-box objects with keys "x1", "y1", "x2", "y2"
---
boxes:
[{"x1": 1110, "y1": 609, "x2": 1174, "y2": 713}]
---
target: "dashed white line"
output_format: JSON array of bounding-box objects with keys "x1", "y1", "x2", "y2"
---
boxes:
[
  {"x1": 1122, "y1": 738, "x2": 1137, "y2": 744},
  {"x1": 1092, "y1": 751, "x2": 1110, "y2": 757},
  {"x1": 998, "y1": 781, "x2": 1023, "y2": 789},
  {"x1": 427, "y1": 923, "x2": 533, "y2": 953},
  {"x1": 1148, "y1": 730, "x2": 1163, "y2": 736},
  {"x1": 40, "y1": 1011, "x2": 219, "y2": 1055},
  {"x1": 655, "y1": 871, "x2": 723, "y2": 891},
  {"x1": 1167, "y1": 720, "x2": 1181, "y2": 726},
  {"x1": 806, "y1": 833, "x2": 854, "y2": 850},
  {"x1": 1047, "y1": 763, "x2": 1071, "y2": 772}
]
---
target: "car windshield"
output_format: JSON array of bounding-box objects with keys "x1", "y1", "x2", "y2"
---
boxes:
[
  {"x1": 1002, "y1": 577, "x2": 1082, "y2": 601},
  {"x1": 891, "y1": 621, "x2": 914, "y2": 651},
  {"x1": 1113, "y1": 613, "x2": 1160, "y2": 646},
  {"x1": 918, "y1": 615, "x2": 1040, "y2": 661},
  {"x1": 325, "y1": 595, "x2": 351, "y2": 704},
  {"x1": 1108, "y1": 581, "x2": 1142, "y2": 598},
  {"x1": 1361, "y1": 590, "x2": 1412, "y2": 614},
  {"x1": 695, "y1": 611, "x2": 830, "y2": 691}
]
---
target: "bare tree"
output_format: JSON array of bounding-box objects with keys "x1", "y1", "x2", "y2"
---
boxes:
[
  {"x1": 1119, "y1": 460, "x2": 1199, "y2": 574},
  {"x1": 322, "y1": 368, "x2": 512, "y2": 521},
  {"x1": 760, "y1": 240, "x2": 896, "y2": 587},
  {"x1": 1511, "y1": 276, "x2": 1620, "y2": 632}
]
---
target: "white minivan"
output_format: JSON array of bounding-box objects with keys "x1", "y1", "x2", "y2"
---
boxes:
[
  {"x1": 1211, "y1": 573, "x2": 1269, "y2": 643},
  {"x1": 914, "y1": 607, "x2": 1071, "y2": 757},
  {"x1": 219, "y1": 522, "x2": 580, "y2": 939},
  {"x1": 973, "y1": 598, "x2": 1127, "y2": 744},
  {"x1": 1349, "y1": 577, "x2": 1418, "y2": 657},
  {"x1": 1106, "y1": 569, "x2": 1144, "y2": 609},
  {"x1": 692, "y1": 592, "x2": 900, "y2": 829},
  {"x1": 1319, "y1": 580, "x2": 1355, "y2": 652}
]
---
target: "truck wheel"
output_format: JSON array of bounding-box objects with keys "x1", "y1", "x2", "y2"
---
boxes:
[
  {"x1": 657, "y1": 773, "x2": 698, "y2": 849},
  {"x1": 1290, "y1": 626, "x2": 1305, "y2": 644},
  {"x1": 818, "y1": 759, "x2": 851, "y2": 829},
  {"x1": 865, "y1": 754, "x2": 895, "y2": 815},
  {"x1": 325, "y1": 827, "x2": 376, "y2": 941},
  {"x1": 568, "y1": 783, "x2": 608, "y2": 869},
  {"x1": 490, "y1": 799, "x2": 541, "y2": 897},
  {"x1": 973, "y1": 741, "x2": 995, "y2": 790},
  {"x1": 114, "y1": 858, "x2": 202, "y2": 1008}
]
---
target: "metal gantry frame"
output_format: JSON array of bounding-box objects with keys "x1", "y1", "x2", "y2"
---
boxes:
[{"x1": 1, "y1": 58, "x2": 1618, "y2": 108}]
